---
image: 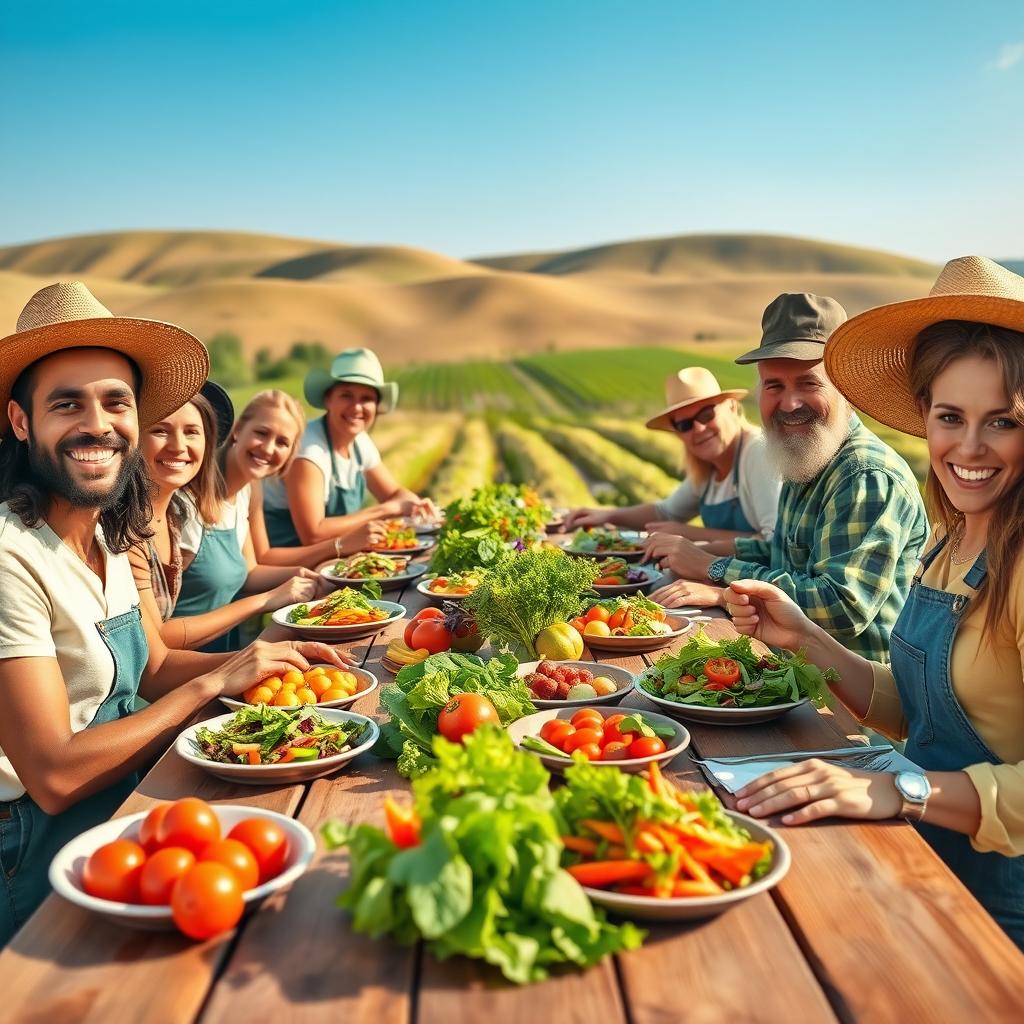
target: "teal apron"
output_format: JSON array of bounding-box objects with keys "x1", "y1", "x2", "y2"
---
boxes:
[
  {"x1": 264, "y1": 417, "x2": 367, "y2": 547},
  {"x1": 172, "y1": 522, "x2": 250, "y2": 653},
  {"x1": 890, "y1": 539, "x2": 1024, "y2": 949},
  {"x1": 699, "y1": 434, "x2": 755, "y2": 532},
  {"x1": 0, "y1": 606, "x2": 148, "y2": 945}
]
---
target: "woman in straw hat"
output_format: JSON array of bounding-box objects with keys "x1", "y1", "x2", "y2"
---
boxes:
[
  {"x1": 724, "y1": 257, "x2": 1024, "y2": 947},
  {"x1": 262, "y1": 348, "x2": 438, "y2": 548},
  {"x1": 563, "y1": 367, "x2": 781, "y2": 606},
  {"x1": 0, "y1": 283, "x2": 351, "y2": 942}
]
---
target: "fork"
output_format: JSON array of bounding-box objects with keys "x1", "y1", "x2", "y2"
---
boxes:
[{"x1": 690, "y1": 743, "x2": 893, "y2": 766}]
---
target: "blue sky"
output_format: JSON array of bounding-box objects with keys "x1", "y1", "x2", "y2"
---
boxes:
[{"x1": 1, "y1": 1, "x2": 1021, "y2": 260}]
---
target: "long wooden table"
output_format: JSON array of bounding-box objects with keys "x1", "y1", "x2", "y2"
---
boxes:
[{"x1": 2, "y1": 577, "x2": 1023, "y2": 1023}]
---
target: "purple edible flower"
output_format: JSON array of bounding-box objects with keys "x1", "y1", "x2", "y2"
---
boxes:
[
  {"x1": 512, "y1": 537, "x2": 526, "y2": 551},
  {"x1": 625, "y1": 568, "x2": 647, "y2": 583}
]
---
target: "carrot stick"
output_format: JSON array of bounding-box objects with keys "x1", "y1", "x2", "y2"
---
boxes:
[
  {"x1": 633, "y1": 829, "x2": 665, "y2": 855},
  {"x1": 580, "y1": 819, "x2": 625, "y2": 844},
  {"x1": 561, "y1": 836, "x2": 599, "y2": 855},
  {"x1": 672, "y1": 879, "x2": 724, "y2": 897},
  {"x1": 567, "y1": 860, "x2": 652, "y2": 887}
]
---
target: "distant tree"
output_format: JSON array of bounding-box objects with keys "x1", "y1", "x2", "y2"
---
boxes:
[{"x1": 207, "y1": 332, "x2": 252, "y2": 385}]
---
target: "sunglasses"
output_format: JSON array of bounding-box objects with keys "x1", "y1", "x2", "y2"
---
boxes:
[{"x1": 670, "y1": 404, "x2": 718, "y2": 433}]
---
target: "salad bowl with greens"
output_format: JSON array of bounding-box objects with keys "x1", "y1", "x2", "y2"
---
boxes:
[{"x1": 321, "y1": 553, "x2": 428, "y2": 591}]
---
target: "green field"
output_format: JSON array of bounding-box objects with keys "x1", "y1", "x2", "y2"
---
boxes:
[{"x1": 227, "y1": 345, "x2": 930, "y2": 507}]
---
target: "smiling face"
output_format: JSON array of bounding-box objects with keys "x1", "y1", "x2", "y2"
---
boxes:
[
  {"x1": 233, "y1": 404, "x2": 301, "y2": 479},
  {"x1": 143, "y1": 402, "x2": 205, "y2": 493},
  {"x1": 925, "y1": 354, "x2": 1024, "y2": 520},
  {"x1": 8, "y1": 348, "x2": 140, "y2": 509},
  {"x1": 677, "y1": 399, "x2": 742, "y2": 463},
  {"x1": 323, "y1": 381, "x2": 379, "y2": 442}
]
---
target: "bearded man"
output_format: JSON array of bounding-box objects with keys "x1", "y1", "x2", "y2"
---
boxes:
[{"x1": 644, "y1": 292, "x2": 927, "y2": 661}]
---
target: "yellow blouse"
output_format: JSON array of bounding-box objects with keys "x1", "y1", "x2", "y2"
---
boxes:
[{"x1": 864, "y1": 537, "x2": 1024, "y2": 857}]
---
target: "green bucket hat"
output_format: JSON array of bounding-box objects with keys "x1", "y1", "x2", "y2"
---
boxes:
[{"x1": 303, "y1": 348, "x2": 399, "y2": 413}]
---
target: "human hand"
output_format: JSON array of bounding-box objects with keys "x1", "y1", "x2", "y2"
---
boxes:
[
  {"x1": 562, "y1": 507, "x2": 611, "y2": 531},
  {"x1": 643, "y1": 520, "x2": 690, "y2": 537},
  {"x1": 215, "y1": 640, "x2": 354, "y2": 697},
  {"x1": 735, "y1": 759, "x2": 903, "y2": 825},
  {"x1": 722, "y1": 579, "x2": 814, "y2": 650},
  {"x1": 264, "y1": 572, "x2": 323, "y2": 612},
  {"x1": 408, "y1": 496, "x2": 440, "y2": 522},
  {"x1": 649, "y1": 579, "x2": 724, "y2": 608},
  {"x1": 642, "y1": 532, "x2": 714, "y2": 579}
]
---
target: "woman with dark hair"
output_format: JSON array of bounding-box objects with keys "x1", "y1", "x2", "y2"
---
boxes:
[{"x1": 724, "y1": 257, "x2": 1024, "y2": 947}]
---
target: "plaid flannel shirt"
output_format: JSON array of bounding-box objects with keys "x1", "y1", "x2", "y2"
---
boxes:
[{"x1": 710, "y1": 416, "x2": 928, "y2": 662}]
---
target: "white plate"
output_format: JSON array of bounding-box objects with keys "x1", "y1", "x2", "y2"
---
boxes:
[
  {"x1": 507, "y1": 707, "x2": 689, "y2": 774},
  {"x1": 582, "y1": 614, "x2": 692, "y2": 654},
  {"x1": 415, "y1": 577, "x2": 477, "y2": 603},
  {"x1": 218, "y1": 665, "x2": 378, "y2": 713},
  {"x1": 176, "y1": 708, "x2": 379, "y2": 785},
  {"x1": 559, "y1": 530, "x2": 648, "y2": 563},
  {"x1": 515, "y1": 660, "x2": 635, "y2": 709},
  {"x1": 583, "y1": 813, "x2": 791, "y2": 920},
  {"x1": 637, "y1": 668, "x2": 808, "y2": 725},
  {"x1": 271, "y1": 600, "x2": 405, "y2": 641},
  {"x1": 367, "y1": 539, "x2": 434, "y2": 557},
  {"x1": 49, "y1": 805, "x2": 316, "y2": 930},
  {"x1": 320, "y1": 561, "x2": 427, "y2": 592},
  {"x1": 590, "y1": 565, "x2": 662, "y2": 597}
]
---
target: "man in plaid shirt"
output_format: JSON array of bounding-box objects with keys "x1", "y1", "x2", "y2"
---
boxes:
[{"x1": 644, "y1": 293, "x2": 928, "y2": 662}]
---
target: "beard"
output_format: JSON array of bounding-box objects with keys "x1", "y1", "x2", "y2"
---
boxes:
[
  {"x1": 764, "y1": 401, "x2": 851, "y2": 484},
  {"x1": 28, "y1": 431, "x2": 141, "y2": 511}
]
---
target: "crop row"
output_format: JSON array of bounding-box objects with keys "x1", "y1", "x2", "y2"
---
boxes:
[
  {"x1": 393, "y1": 361, "x2": 541, "y2": 413},
  {"x1": 384, "y1": 419, "x2": 460, "y2": 494},
  {"x1": 493, "y1": 420, "x2": 593, "y2": 507},
  {"x1": 585, "y1": 417, "x2": 683, "y2": 477},
  {"x1": 426, "y1": 418, "x2": 498, "y2": 507}
]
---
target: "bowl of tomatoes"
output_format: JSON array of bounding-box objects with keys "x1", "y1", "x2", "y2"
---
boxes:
[
  {"x1": 49, "y1": 798, "x2": 315, "y2": 934},
  {"x1": 219, "y1": 665, "x2": 378, "y2": 712},
  {"x1": 507, "y1": 707, "x2": 689, "y2": 774}
]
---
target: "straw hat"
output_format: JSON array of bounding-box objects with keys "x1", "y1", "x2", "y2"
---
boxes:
[
  {"x1": 825, "y1": 256, "x2": 1024, "y2": 438},
  {"x1": 645, "y1": 367, "x2": 747, "y2": 433},
  {"x1": 0, "y1": 281, "x2": 209, "y2": 433},
  {"x1": 304, "y1": 347, "x2": 398, "y2": 413}
]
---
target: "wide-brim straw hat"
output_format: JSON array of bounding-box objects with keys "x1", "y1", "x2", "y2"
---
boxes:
[
  {"x1": 825, "y1": 256, "x2": 1024, "y2": 438},
  {"x1": 0, "y1": 281, "x2": 209, "y2": 433},
  {"x1": 304, "y1": 347, "x2": 398, "y2": 413},
  {"x1": 645, "y1": 366, "x2": 747, "y2": 433}
]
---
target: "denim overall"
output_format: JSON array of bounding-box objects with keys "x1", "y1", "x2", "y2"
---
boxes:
[
  {"x1": 890, "y1": 538, "x2": 1024, "y2": 948},
  {"x1": 0, "y1": 606, "x2": 148, "y2": 945},
  {"x1": 172, "y1": 519, "x2": 250, "y2": 653},
  {"x1": 264, "y1": 417, "x2": 367, "y2": 548},
  {"x1": 699, "y1": 435, "x2": 754, "y2": 532}
]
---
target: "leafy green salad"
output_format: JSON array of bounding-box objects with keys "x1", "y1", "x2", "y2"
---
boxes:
[
  {"x1": 639, "y1": 629, "x2": 835, "y2": 709},
  {"x1": 286, "y1": 581, "x2": 384, "y2": 625}
]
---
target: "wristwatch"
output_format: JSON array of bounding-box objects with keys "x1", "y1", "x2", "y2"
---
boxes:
[
  {"x1": 707, "y1": 557, "x2": 730, "y2": 583},
  {"x1": 894, "y1": 771, "x2": 931, "y2": 821}
]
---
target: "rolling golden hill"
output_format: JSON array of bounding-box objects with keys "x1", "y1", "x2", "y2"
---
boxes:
[{"x1": 0, "y1": 229, "x2": 940, "y2": 361}]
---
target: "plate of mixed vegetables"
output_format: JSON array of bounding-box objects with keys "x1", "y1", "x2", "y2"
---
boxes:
[
  {"x1": 273, "y1": 583, "x2": 404, "y2": 640},
  {"x1": 570, "y1": 595, "x2": 691, "y2": 653},
  {"x1": 416, "y1": 567, "x2": 486, "y2": 601},
  {"x1": 556, "y1": 758, "x2": 790, "y2": 920},
  {"x1": 370, "y1": 519, "x2": 434, "y2": 555},
  {"x1": 509, "y1": 706, "x2": 689, "y2": 774},
  {"x1": 178, "y1": 705, "x2": 378, "y2": 784},
  {"x1": 590, "y1": 557, "x2": 660, "y2": 596},
  {"x1": 219, "y1": 664, "x2": 377, "y2": 711},
  {"x1": 322, "y1": 553, "x2": 427, "y2": 590},
  {"x1": 563, "y1": 527, "x2": 647, "y2": 561},
  {"x1": 637, "y1": 629, "x2": 833, "y2": 724}
]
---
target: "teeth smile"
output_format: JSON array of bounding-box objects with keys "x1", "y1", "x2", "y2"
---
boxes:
[
  {"x1": 68, "y1": 449, "x2": 115, "y2": 464},
  {"x1": 951, "y1": 465, "x2": 997, "y2": 482},
  {"x1": 160, "y1": 460, "x2": 190, "y2": 470}
]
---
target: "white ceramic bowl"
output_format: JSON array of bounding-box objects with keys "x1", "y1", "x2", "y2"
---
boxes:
[
  {"x1": 49, "y1": 805, "x2": 316, "y2": 930},
  {"x1": 176, "y1": 708, "x2": 379, "y2": 785},
  {"x1": 516, "y1": 660, "x2": 635, "y2": 709},
  {"x1": 219, "y1": 665, "x2": 378, "y2": 713},
  {"x1": 271, "y1": 600, "x2": 405, "y2": 641},
  {"x1": 582, "y1": 813, "x2": 791, "y2": 920},
  {"x1": 582, "y1": 613, "x2": 692, "y2": 654},
  {"x1": 415, "y1": 577, "x2": 477, "y2": 603},
  {"x1": 507, "y1": 707, "x2": 689, "y2": 774},
  {"x1": 560, "y1": 530, "x2": 648, "y2": 563},
  {"x1": 320, "y1": 561, "x2": 427, "y2": 592}
]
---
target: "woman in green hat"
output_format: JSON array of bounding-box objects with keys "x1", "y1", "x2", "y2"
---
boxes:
[{"x1": 263, "y1": 348, "x2": 437, "y2": 547}]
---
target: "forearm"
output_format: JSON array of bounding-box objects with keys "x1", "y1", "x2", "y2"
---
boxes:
[
  {"x1": 920, "y1": 771, "x2": 983, "y2": 838},
  {"x1": 801, "y1": 622, "x2": 876, "y2": 718},
  {"x1": 159, "y1": 592, "x2": 268, "y2": 650},
  {"x1": 243, "y1": 564, "x2": 300, "y2": 592},
  {"x1": 607, "y1": 504, "x2": 660, "y2": 530},
  {"x1": 256, "y1": 536, "x2": 339, "y2": 568},
  {"x1": 141, "y1": 647, "x2": 233, "y2": 697},
  {"x1": 680, "y1": 526, "x2": 747, "y2": 545},
  {"x1": 701, "y1": 538, "x2": 738, "y2": 555},
  {"x1": 298, "y1": 505, "x2": 382, "y2": 544}
]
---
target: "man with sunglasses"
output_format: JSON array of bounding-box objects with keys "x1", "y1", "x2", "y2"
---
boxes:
[{"x1": 644, "y1": 293, "x2": 928, "y2": 662}]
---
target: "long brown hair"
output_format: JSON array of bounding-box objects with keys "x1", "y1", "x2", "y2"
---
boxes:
[
  {"x1": 179, "y1": 394, "x2": 225, "y2": 525},
  {"x1": 909, "y1": 319, "x2": 1024, "y2": 635}
]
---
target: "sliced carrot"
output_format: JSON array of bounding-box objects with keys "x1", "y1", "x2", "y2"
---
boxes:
[
  {"x1": 696, "y1": 842, "x2": 772, "y2": 885},
  {"x1": 246, "y1": 749, "x2": 262, "y2": 765},
  {"x1": 633, "y1": 829, "x2": 665, "y2": 855},
  {"x1": 672, "y1": 879, "x2": 724, "y2": 897},
  {"x1": 567, "y1": 860, "x2": 652, "y2": 888},
  {"x1": 561, "y1": 835, "x2": 599, "y2": 855},
  {"x1": 278, "y1": 748, "x2": 298, "y2": 764},
  {"x1": 580, "y1": 819, "x2": 625, "y2": 844}
]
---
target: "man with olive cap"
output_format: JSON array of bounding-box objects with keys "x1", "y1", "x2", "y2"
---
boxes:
[{"x1": 645, "y1": 292, "x2": 928, "y2": 662}]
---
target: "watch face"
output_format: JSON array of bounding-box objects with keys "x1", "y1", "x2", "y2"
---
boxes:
[{"x1": 896, "y1": 771, "x2": 929, "y2": 800}]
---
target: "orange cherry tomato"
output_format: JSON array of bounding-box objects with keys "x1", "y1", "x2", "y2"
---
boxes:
[
  {"x1": 138, "y1": 847, "x2": 196, "y2": 905},
  {"x1": 157, "y1": 798, "x2": 221, "y2": 856},
  {"x1": 200, "y1": 839, "x2": 260, "y2": 891},
  {"x1": 608, "y1": 609, "x2": 627, "y2": 630},
  {"x1": 585, "y1": 605, "x2": 611, "y2": 624},
  {"x1": 704, "y1": 657, "x2": 741, "y2": 686},
  {"x1": 540, "y1": 719, "x2": 568, "y2": 742},
  {"x1": 138, "y1": 803, "x2": 171, "y2": 854},
  {"x1": 601, "y1": 741, "x2": 633, "y2": 761},
  {"x1": 171, "y1": 863, "x2": 244, "y2": 940},
  {"x1": 227, "y1": 818, "x2": 290, "y2": 884},
  {"x1": 82, "y1": 839, "x2": 146, "y2": 903},
  {"x1": 575, "y1": 743, "x2": 603, "y2": 761},
  {"x1": 570, "y1": 708, "x2": 604, "y2": 730},
  {"x1": 545, "y1": 721, "x2": 576, "y2": 750},
  {"x1": 628, "y1": 736, "x2": 667, "y2": 758},
  {"x1": 571, "y1": 617, "x2": 587, "y2": 633},
  {"x1": 564, "y1": 727, "x2": 603, "y2": 753},
  {"x1": 437, "y1": 693, "x2": 500, "y2": 744}
]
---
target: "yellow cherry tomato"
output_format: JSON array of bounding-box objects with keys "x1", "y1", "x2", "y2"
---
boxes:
[
  {"x1": 296, "y1": 687, "x2": 318, "y2": 705},
  {"x1": 319, "y1": 688, "x2": 346, "y2": 702},
  {"x1": 282, "y1": 669, "x2": 304, "y2": 688},
  {"x1": 308, "y1": 675, "x2": 332, "y2": 697},
  {"x1": 272, "y1": 691, "x2": 300, "y2": 708},
  {"x1": 248, "y1": 685, "x2": 275, "y2": 705},
  {"x1": 263, "y1": 676, "x2": 284, "y2": 694}
]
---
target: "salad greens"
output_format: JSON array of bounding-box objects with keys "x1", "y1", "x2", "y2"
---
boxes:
[
  {"x1": 568, "y1": 527, "x2": 645, "y2": 554},
  {"x1": 332, "y1": 553, "x2": 409, "y2": 580},
  {"x1": 374, "y1": 651, "x2": 536, "y2": 777},
  {"x1": 639, "y1": 628, "x2": 835, "y2": 709},
  {"x1": 192, "y1": 705, "x2": 369, "y2": 764},
  {"x1": 287, "y1": 581, "x2": 383, "y2": 625},
  {"x1": 323, "y1": 728, "x2": 643, "y2": 984}
]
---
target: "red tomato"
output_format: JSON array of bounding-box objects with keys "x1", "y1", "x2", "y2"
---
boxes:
[
  {"x1": 564, "y1": 727, "x2": 603, "y2": 753},
  {"x1": 602, "y1": 713, "x2": 628, "y2": 745},
  {"x1": 409, "y1": 620, "x2": 453, "y2": 654},
  {"x1": 200, "y1": 839, "x2": 260, "y2": 891},
  {"x1": 628, "y1": 736, "x2": 667, "y2": 758},
  {"x1": 138, "y1": 803, "x2": 170, "y2": 854},
  {"x1": 157, "y1": 798, "x2": 221, "y2": 856},
  {"x1": 403, "y1": 607, "x2": 445, "y2": 646},
  {"x1": 585, "y1": 605, "x2": 611, "y2": 624},
  {"x1": 227, "y1": 818, "x2": 290, "y2": 884},
  {"x1": 171, "y1": 863, "x2": 244, "y2": 940},
  {"x1": 570, "y1": 708, "x2": 604, "y2": 730},
  {"x1": 437, "y1": 693, "x2": 500, "y2": 743},
  {"x1": 547, "y1": 721, "x2": 576, "y2": 750},
  {"x1": 575, "y1": 743, "x2": 603, "y2": 761},
  {"x1": 540, "y1": 719, "x2": 568, "y2": 742},
  {"x1": 608, "y1": 608, "x2": 627, "y2": 630},
  {"x1": 138, "y1": 847, "x2": 195, "y2": 905},
  {"x1": 601, "y1": 741, "x2": 633, "y2": 761},
  {"x1": 704, "y1": 657, "x2": 741, "y2": 686},
  {"x1": 82, "y1": 839, "x2": 146, "y2": 903},
  {"x1": 570, "y1": 617, "x2": 587, "y2": 633}
]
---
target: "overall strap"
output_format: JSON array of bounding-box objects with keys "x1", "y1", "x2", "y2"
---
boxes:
[
  {"x1": 963, "y1": 549, "x2": 988, "y2": 590},
  {"x1": 730, "y1": 433, "x2": 745, "y2": 486},
  {"x1": 914, "y1": 535, "x2": 950, "y2": 580}
]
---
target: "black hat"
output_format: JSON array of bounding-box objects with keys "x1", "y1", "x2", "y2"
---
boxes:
[
  {"x1": 736, "y1": 293, "x2": 848, "y2": 364},
  {"x1": 199, "y1": 380, "x2": 235, "y2": 446}
]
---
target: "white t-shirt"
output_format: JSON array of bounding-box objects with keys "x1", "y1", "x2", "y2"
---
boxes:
[
  {"x1": 178, "y1": 485, "x2": 251, "y2": 556},
  {"x1": 0, "y1": 504, "x2": 142, "y2": 800},
  {"x1": 263, "y1": 417, "x2": 382, "y2": 509},
  {"x1": 654, "y1": 432, "x2": 780, "y2": 538}
]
